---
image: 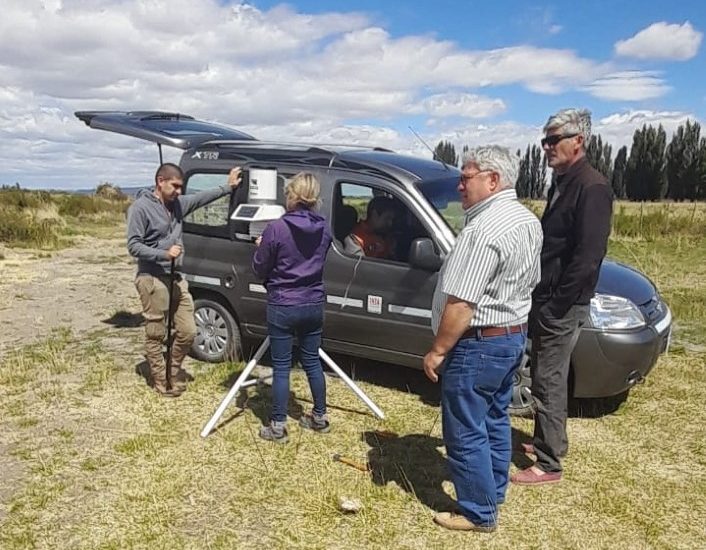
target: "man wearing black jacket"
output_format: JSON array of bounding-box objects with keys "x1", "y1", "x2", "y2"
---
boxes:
[{"x1": 512, "y1": 108, "x2": 613, "y2": 485}]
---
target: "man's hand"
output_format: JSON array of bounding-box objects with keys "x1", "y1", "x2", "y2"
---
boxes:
[
  {"x1": 227, "y1": 167, "x2": 242, "y2": 189},
  {"x1": 423, "y1": 350, "x2": 445, "y2": 383},
  {"x1": 166, "y1": 244, "x2": 182, "y2": 259}
]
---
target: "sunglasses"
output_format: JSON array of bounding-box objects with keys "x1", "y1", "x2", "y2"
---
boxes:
[{"x1": 541, "y1": 133, "x2": 578, "y2": 148}]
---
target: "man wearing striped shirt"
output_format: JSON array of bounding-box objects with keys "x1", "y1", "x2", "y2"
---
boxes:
[{"x1": 424, "y1": 145, "x2": 542, "y2": 533}]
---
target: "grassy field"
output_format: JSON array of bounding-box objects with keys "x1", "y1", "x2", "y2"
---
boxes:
[
  {"x1": 0, "y1": 186, "x2": 129, "y2": 252},
  {"x1": 0, "y1": 195, "x2": 705, "y2": 549}
]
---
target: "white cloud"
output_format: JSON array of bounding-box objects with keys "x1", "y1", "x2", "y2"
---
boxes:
[
  {"x1": 0, "y1": 1, "x2": 697, "y2": 188},
  {"x1": 615, "y1": 21, "x2": 703, "y2": 61},
  {"x1": 403, "y1": 110, "x2": 702, "y2": 168},
  {"x1": 414, "y1": 93, "x2": 506, "y2": 118},
  {"x1": 584, "y1": 71, "x2": 671, "y2": 101},
  {"x1": 595, "y1": 109, "x2": 696, "y2": 149}
]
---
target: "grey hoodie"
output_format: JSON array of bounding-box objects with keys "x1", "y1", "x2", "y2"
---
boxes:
[{"x1": 126, "y1": 185, "x2": 230, "y2": 276}]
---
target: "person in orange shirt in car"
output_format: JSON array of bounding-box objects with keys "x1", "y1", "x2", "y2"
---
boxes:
[{"x1": 343, "y1": 196, "x2": 398, "y2": 259}]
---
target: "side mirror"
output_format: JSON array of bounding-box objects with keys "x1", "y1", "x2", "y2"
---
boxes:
[{"x1": 409, "y1": 238, "x2": 443, "y2": 271}]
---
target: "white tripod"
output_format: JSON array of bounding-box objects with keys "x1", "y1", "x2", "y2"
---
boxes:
[{"x1": 200, "y1": 337, "x2": 385, "y2": 438}]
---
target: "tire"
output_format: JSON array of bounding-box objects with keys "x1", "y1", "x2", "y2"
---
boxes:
[
  {"x1": 190, "y1": 299, "x2": 242, "y2": 363},
  {"x1": 509, "y1": 341, "x2": 535, "y2": 417}
]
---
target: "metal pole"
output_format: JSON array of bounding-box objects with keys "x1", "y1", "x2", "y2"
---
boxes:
[
  {"x1": 158, "y1": 143, "x2": 163, "y2": 165},
  {"x1": 200, "y1": 340, "x2": 385, "y2": 438},
  {"x1": 318, "y1": 349, "x2": 385, "y2": 420},
  {"x1": 200, "y1": 337, "x2": 271, "y2": 438},
  {"x1": 165, "y1": 257, "x2": 176, "y2": 391}
]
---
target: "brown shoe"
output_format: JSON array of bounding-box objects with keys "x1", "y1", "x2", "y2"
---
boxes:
[
  {"x1": 153, "y1": 378, "x2": 184, "y2": 398},
  {"x1": 433, "y1": 512, "x2": 496, "y2": 533},
  {"x1": 511, "y1": 466, "x2": 562, "y2": 486},
  {"x1": 170, "y1": 367, "x2": 188, "y2": 391}
]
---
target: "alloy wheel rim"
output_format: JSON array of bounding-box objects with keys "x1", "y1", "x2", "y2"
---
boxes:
[{"x1": 194, "y1": 307, "x2": 229, "y2": 356}]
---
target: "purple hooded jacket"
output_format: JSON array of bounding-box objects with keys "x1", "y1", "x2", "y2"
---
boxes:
[{"x1": 252, "y1": 209, "x2": 333, "y2": 305}]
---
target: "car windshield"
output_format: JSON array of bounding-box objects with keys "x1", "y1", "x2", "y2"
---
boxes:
[{"x1": 417, "y1": 175, "x2": 464, "y2": 235}]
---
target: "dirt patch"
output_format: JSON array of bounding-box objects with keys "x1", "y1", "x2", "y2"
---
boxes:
[{"x1": 0, "y1": 236, "x2": 139, "y2": 355}]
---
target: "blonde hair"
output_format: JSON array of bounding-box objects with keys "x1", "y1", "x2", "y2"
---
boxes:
[{"x1": 285, "y1": 172, "x2": 320, "y2": 210}]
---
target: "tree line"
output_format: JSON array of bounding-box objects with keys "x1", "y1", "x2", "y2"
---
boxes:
[{"x1": 433, "y1": 119, "x2": 706, "y2": 201}]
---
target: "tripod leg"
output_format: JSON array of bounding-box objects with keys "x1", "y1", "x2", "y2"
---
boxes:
[
  {"x1": 200, "y1": 337, "x2": 270, "y2": 438},
  {"x1": 318, "y1": 349, "x2": 385, "y2": 420}
]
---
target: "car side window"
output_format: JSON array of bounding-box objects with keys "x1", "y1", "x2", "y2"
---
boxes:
[
  {"x1": 184, "y1": 170, "x2": 291, "y2": 240},
  {"x1": 334, "y1": 182, "x2": 433, "y2": 265},
  {"x1": 183, "y1": 173, "x2": 231, "y2": 229}
]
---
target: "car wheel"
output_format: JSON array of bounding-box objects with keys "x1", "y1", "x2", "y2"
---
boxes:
[
  {"x1": 191, "y1": 299, "x2": 241, "y2": 363},
  {"x1": 509, "y1": 342, "x2": 535, "y2": 417}
]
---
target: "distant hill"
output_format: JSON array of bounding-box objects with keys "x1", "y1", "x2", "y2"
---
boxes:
[{"x1": 72, "y1": 186, "x2": 144, "y2": 197}]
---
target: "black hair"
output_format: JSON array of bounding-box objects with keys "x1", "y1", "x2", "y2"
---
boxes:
[
  {"x1": 154, "y1": 163, "x2": 184, "y2": 186},
  {"x1": 366, "y1": 196, "x2": 397, "y2": 218}
]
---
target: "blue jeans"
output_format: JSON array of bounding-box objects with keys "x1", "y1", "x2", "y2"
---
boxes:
[
  {"x1": 441, "y1": 331, "x2": 526, "y2": 527},
  {"x1": 267, "y1": 303, "x2": 326, "y2": 422}
]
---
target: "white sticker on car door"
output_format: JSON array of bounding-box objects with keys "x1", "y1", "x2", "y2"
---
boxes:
[{"x1": 367, "y1": 295, "x2": 382, "y2": 314}]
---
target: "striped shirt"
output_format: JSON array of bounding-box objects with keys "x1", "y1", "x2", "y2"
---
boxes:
[{"x1": 431, "y1": 189, "x2": 543, "y2": 334}]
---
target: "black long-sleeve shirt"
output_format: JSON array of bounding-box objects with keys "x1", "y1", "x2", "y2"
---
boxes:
[{"x1": 532, "y1": 156, "x2": 613, "y2": 318}]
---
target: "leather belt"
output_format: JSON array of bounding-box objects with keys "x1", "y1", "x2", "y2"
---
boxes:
[{"x1": 460, "y1": 323, "x2": 527, "y2": 340}]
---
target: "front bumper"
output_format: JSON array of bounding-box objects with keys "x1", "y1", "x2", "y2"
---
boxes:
[{"x1": 571, "y1": 307, "x2": 672, "y2": 398}]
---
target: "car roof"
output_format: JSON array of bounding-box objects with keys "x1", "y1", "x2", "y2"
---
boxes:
[{"x1": 193, "y1": 141, "x2": 460, "y2": 185}]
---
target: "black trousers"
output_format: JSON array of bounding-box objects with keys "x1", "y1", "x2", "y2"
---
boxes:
[{"x1": 529, "y1": 302, "x2": 589, "y2": 473}]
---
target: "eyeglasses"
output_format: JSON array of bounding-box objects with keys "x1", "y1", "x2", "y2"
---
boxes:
[
  {"x1": 459, "y1": 170, "x2": 492, "y2": 184},
  {"x1": 541, "y1": 133, "x2": 578, "y2": 148}
]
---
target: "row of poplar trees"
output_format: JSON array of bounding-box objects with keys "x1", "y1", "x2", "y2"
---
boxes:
[{"x1": 433, "y1": 119, "x2": 706, "y2": 201}]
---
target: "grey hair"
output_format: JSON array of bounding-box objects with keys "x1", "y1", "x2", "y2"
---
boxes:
[
  {"x1": 461, "y1": 145, "x2": 519, "y2": 189},
  {"x1": 543, "y1": 108, "x2": 592, "y2": 144}
]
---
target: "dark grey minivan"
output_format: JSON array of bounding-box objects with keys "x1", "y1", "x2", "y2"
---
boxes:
[{"x1": 76, "y1": 111, "x2": 672, "y2": 414}]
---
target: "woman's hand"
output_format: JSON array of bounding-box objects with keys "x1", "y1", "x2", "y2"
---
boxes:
[{"x1": 254, "y1": 236, "x2": 262, "y2": 247}]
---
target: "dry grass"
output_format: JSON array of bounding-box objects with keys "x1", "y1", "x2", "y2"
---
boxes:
[
  {"x1": 1, "y1": 201, "x2": 705, "y2": 549},
  {"x1": 1, "y1": 323, "x2": 704, "y2": 549},
  {"x1": 0, "y1": 187, "x2": 128, "y2": 250}
]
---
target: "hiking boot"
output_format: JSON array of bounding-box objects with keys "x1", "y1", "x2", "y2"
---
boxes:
[
  {"x1": 153, "y1": 378, "x2": 184, "y2": 398},
  {"x1": 299, "y1": 413, "x2": 330, "y2": 433},
  {"x1": 259, "y1": 420, "x2": 288, "y2": 443},
  {"x1": 170, "y1": 367, "x2": 188, "y2": 391}
]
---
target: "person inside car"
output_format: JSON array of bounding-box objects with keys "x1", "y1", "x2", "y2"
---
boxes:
[{"x1": 343, "y1": 196, "x2": 398, "y2": 259}]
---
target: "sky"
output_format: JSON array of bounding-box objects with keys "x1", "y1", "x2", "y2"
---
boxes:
[{"x1": 1, "y1": 0, "x2": 705, "y2": 189}]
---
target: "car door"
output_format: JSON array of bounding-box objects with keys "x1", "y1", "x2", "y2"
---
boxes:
[{"x1": 322, "y1": 174, "x2": 442, "y2": 365}]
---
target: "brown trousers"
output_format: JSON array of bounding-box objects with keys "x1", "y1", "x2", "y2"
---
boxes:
[{"x1": 135, "y1": 274, "x2": 196, "y2": 383}]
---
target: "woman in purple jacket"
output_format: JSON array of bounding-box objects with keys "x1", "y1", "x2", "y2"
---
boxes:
[{"x1": 252, "y1": 172, "x2": 333, "y2": 443}]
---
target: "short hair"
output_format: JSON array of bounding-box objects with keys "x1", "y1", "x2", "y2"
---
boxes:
[
  {"x1": 366, "y1": 196, "x2": 397, "y2": 219},
  {"x1": 154, "y1": 163, "x2": 184, "y2": 185},
  {"x1": 461, "y1": 145, "x2": 519, "y2": 189},
  {"x1": 543, "y1": 108, "x2": 592, "y2": 145},
  {"x1": 285, "y1": 172, "x2": 320, "y2": 210}
]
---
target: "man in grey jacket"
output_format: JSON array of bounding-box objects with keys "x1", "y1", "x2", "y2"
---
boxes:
[{"x1": 127, "y1": 163, "x2": 241, "y2": 396}]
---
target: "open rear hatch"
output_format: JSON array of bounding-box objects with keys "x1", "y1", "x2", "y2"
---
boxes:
[{"x1": 74, "y1": 111, "x2": 256, "y2": 150}]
